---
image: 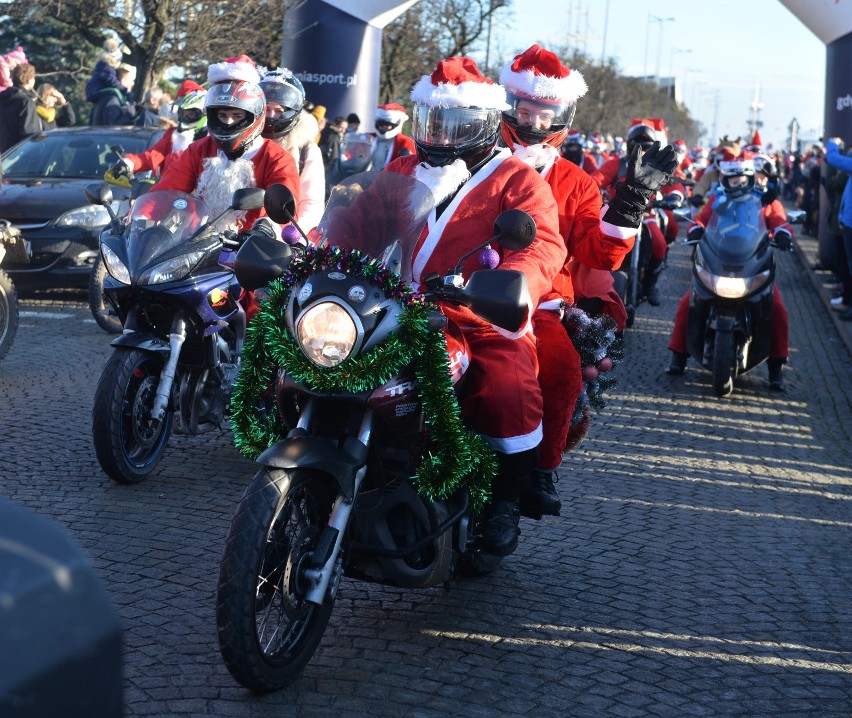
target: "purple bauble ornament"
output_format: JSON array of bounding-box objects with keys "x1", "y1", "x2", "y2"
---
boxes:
[
  {"x1": 582, "y1": 365, "x2": 599, "y2": 381},
  {"x1": 479, "y1": 247, "x2": 500, "y2": 269},
  {"x1": 282, "y1": 224, "x2": 302, "y2": 246},
  {"x1": 597, "y1": 356, "x2": 613, "y2": 373}
]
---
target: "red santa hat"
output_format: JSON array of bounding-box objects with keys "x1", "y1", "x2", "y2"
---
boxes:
[
  {"x1": 207, "y1": 55, "x2": 260, "y2": 85},
  {"x1": 629, "y1": 117, "x2": 668, "y2": 146},
  {"x1": 411, "y1": 56, "x2": 508, "y2": 110},
  {"x1": 498, "y1": 44, "x2": 587, "y2": 105},
  {"x1": 175, "y1": 79, "x2": 206, "y2": 98},
  {"x1": 750, "y1": 130, "x2": 762, "y2": 147},
  {"x1": 375, "y1": 102, "x2": 409, "y2": 125},
  {"x1": 564, "y1": 129, "x2": 584, "y2": 145}
]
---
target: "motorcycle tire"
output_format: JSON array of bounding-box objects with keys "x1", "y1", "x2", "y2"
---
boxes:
[
  {"x1": 217, "y1": 468, "x2": 338, "y2": 693},
  {"x1": 92, "y1": 348, "x2": 172, "y2": 483},
  {"x1": 0, "y1": 268, "x2": 19, "y2": 361},
  {"x1": 712, "y1": 331, "x2": 735, "y2": 397},
  {"x1": 88, "y1": 255, "x2": 122, "y2": 335}
]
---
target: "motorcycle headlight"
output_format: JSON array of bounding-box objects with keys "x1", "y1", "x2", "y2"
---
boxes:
[
  {"x1": 139, "y1": 251, "x2": 205, "y2": 285},
  {"x1": 695, "y1": 264, "x2": 771, "y2": 299},
  {"x1": 101, "y1": 244, "x2": 130, "y2": 285},
  {"x1": 296, "y1": 301, "x2": 358, "y2": 368},
  {"x1": 55, "y1": 205, "x2": 113, "y2": 228}
]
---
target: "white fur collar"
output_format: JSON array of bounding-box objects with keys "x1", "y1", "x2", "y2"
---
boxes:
[
  {"x1": 170, "y1": 128, "x2": 195, "y2": 154},
  {"x1": 275, "y1": 110, "x2": 319, "y2": 167},
  {"x1": 195, "y1": 155, "x2": 256, "y2": 229},
  {"x1": 413, "y1": 159, "x2": 471, "y2": 205},
  {"x1": 512, "y1": 142, "x2": 559, "y2": 170}
]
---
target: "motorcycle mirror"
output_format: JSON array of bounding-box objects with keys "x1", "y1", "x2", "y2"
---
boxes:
[
  {"x1": 264, "y1": 183, "x2": 298, "y2": 224},
  {"x1": 459, "y1": 269, "x2": 529, "y2": 332},
  {"x1": 231, "y1": 187, "x2": 266, "y2": 212},
  {"x1": 493, "y1": 209, "x2": 536, "y2": 252},
  {"x1": 85, "y1": 183, "x2": 114, "y2": 206},
  {"x1": 234, "y1": 231, "x2": 294, "y2": 290}
]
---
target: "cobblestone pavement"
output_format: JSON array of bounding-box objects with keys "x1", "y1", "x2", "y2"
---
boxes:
[{"x1": 1, "y1": 238, "x2": 851, "y2": 717}]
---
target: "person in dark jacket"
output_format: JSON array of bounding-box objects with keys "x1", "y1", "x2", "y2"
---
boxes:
[
  {"x1": 0, "y1": 62, "x2": 41, "y2": 152},
  {"x1": 90, "y1": 65, "x2": 138, "y2": 126}
]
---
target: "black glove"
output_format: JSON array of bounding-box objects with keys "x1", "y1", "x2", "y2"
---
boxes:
[
  {"x1": 251, "y1": 217, "x2": 278, "y2": 240},
  {"x1": 689, "y1": 193, "x2": 704, "y2": 208},
  {"x1": 760, "y1": 176, "x2": 779, "y2": 206},
  {"x1": 111, "y1": 160, "x2": 132, "y2": 179},
  {"x1": 686, "y1": 225, "x2": 704, "y2": 243},
  {"x1": 774, "y1": 229, "x2": 793, "y2": 252},
  {"x1": 603, "y1": 142, "x2": 678, "y2": 228}
]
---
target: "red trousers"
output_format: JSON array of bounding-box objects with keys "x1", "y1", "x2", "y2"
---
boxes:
[
  {"x1": 532, "y1": 309, "x2": 583, "y2": 471},
  {"x1": 668, "y1": 284, "x2": 788, "y2": 359},
  {"x1": 459, "y1": 325, "x2": 543, "y2": 453},
  {"x1": 645, "y1": 218, "x2": 668, "y2": 261}
]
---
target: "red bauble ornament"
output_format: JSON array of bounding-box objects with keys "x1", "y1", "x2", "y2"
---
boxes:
[
  {"x1": 597, "y1": 357, "x2": 613, "y2": 372},
  {"x1": 582, "y1": 365, "x2": 599, "y2": 381}
]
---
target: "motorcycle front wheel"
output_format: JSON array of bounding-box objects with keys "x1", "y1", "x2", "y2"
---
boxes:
[
  {"x1": 217, "y1": 468, "x2": 338, "y2": 693},
  {"x1": 712, "y1": 330, "x2": 735, "y2": 397},
  {"x1": 92, "y1": 348, "x2": 172, "y2": 483},
  {"x1": 0, "y1": 268, "x2": 19, "y2": 361},
  {"x1": 88, "y1": 255, "x2": 122, "y2": 334}
]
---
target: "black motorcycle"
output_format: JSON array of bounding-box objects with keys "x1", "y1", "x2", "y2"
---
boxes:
[
  {"x1": 216, "y1": 171, "x2": 535, "y2": 692},
  {"x1": 684, "y1": 192, "x2": 796, "y2": 396},
  {"x1": 87, "y1": 183, "x2": 264, "y2": 483}
]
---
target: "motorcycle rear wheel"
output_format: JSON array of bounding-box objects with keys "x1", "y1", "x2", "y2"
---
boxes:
[
  {"x1": 92, "y1": 349, "x2": 172, "y2": 483},
  {"x1": 217, "y1": 468, "x2": 338, "y2": 693},
  {"x1": 89, "y1": 255, "x2": 122, "y2": 335},
  {"x1": 0, "y1": 268, "x2": 19, "y2": 361},
  {"x1": 712, "y1": 331, "x2": 735, "y2": 397}
]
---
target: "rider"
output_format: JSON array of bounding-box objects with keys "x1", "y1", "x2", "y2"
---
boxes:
[
  {"x1": 499, "y1": 44, "x2": 677, "y2": 518},
  {"x1": 369, "y1": 102, "x2": 416, "y2": 170},
  {"x1": 560, "y1": 129, "x2": 598, "y2": 173},
  {"x1": 109, "y1": 79, "x2": 207, "y2": 181},
  {"x1": 259, "y1": 68, "x2": 325, "y2": 231},
  {"x1": 666, "y1": 151, "x2": 793, "y2": 389},
  {"x1": 375, "y1": 56, "x2": 568, "y2": 556},
  {"x1": 152, "y1": 55, "x2": 300, "y2": 230},
  {"x1": 592, "y1": 118, "x2": 679, "y2": 306}
]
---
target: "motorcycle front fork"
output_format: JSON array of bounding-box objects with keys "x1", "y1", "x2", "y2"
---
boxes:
[{"x1": 151, "y1": 315, "x2": 187, "y2": 420}]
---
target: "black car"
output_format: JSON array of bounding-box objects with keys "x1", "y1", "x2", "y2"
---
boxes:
[{"x1": 0, "y1": 126, "x2": 163, "y2": 290}]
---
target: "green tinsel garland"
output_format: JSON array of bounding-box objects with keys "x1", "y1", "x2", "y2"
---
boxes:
[{"x1": 229, "y1": 248, "x2": 496, "y2": 510}]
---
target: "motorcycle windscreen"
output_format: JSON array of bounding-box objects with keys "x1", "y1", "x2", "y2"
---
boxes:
[
  {"x1": 703, "y1": 195, "x2": 768, "y2": 262},
  {"x1": 313, "y1": 171, "x2": 435, "y2": 285},
  {"x1": 123, "y1": 191, "x2": 212, "y2": 273}
]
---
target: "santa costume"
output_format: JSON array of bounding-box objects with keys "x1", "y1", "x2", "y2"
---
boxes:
[
  {"x1": 500, "y1": 44, "x2": 635, "y2": 473},
  {"x1": 370, "y1": 103, "x2": 416, "y2": 170}
]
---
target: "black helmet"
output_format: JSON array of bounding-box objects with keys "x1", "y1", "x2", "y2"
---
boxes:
[
  {"x1": 259, "y1": 69, "x2": 306, "y2": 139},
  {"x1": 412, "y1": 105, "x2": 502, "y2": 168}
]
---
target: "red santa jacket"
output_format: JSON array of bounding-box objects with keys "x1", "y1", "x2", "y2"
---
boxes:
[
  {"x1": 390, "y1": 133, "x2": 416, "y2": 162},
  {"x1": 383, "y1": 150, "x2": 566, "y2": 331},
  {"x1": 537, "y1": 157, "x2": 635, "y2": 306},
  {"x1": 126, "y1": 128, "x2": 177, "y2": 175},
  {"x1": 689, "y1": 194, "x2": 792, "y2": 235},
  {"x1": 152, "y1": 136, "x2": 300, "y2": 229}
]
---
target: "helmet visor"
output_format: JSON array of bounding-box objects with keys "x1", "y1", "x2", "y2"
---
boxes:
[
  {"x1": 505, "y1": 92, "x2": 575, "y2": 129},
  {"x1": 412, "y1": 106, "x2": 500, "y2": 150}
]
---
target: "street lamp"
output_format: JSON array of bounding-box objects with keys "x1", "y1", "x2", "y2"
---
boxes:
[{"x1": 651, "y1": 15, "x2": 675, "y2": 85}]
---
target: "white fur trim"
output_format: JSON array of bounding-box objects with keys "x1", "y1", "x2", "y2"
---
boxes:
[
  {"x1": 376, "y1": 107, "x2": 408, "y2": 124},
  {"x1": 481, "y1": 421, "x2": 543, "y2": 454},
  {"x1": 512, "y1": 142, "x2": 559, "y2": 171},
  {"x1": 410, "y1": 75, "x2": 509, "y2": 110},
  {"x1": 599, "y1": 205, "x2": 639, "y2": 239},
  {"x1": 499, "y1": 66, "x2": 587, "y2": 104},
  {"x1": 413, "y1": 159, "x2": 471, "y2": 206},
  {"x1": 195, "y1": 155, "x2": 257, "y2": 230},
  {"x1": 170, "y1": 129, "x2": 195, "y2": 154},
  {"x1": 207, "y1": 60, "x2": 260, "y2": 85}
]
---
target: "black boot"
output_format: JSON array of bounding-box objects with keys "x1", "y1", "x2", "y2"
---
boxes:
[
  {"x1": 643, "y1": 258, "x2": 665, "y2": 306},
  {"x1": 519, "y1": 469, "x2": 561, "y2": 520},
  {"x1": 666, "y1": 350, "x2": 688, "y2": 375},
  {"x1": 768, "y1": 358, "x2": 785, "y2": 391},
  {"x1": 481, "y1": 500, "x2": 521, "y2": 556}
]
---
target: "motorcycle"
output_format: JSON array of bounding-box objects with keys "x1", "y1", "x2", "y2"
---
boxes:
[
  {"x1": 216, "y1": 171, "x2": 534, "y2": 692},
  {"x1": 0, "y1": 219, "x2": 30, "y2": 361},
  {"x1": 87, "y1": 183, "x2": 265, "y2": 483},
  {"x1": 683, "y1": 191, "x2": 797, "y2": 397},
  {"x1": 611, "y1": 193, "x2": 683, "y2": 327}
]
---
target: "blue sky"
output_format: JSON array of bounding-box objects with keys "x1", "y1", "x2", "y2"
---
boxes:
[{"x1": 478, "y1": 0, "x2": 825, "y2": 149}]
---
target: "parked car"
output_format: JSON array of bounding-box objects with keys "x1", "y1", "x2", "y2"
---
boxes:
[{"x1": 0, "y1": 126, "x2": 163, "y2": 290}]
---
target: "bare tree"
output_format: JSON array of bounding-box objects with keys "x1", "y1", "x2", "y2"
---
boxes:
[{"x1": 4, "y1": 0, "x2": 306, "y2": 96}]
